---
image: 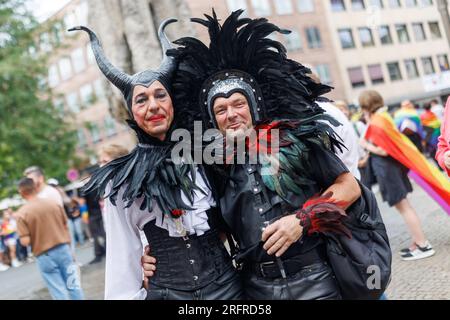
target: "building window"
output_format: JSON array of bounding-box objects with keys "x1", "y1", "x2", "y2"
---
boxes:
[
  {"x1": 52, "y1": 22, "x2": 64, "y2": 46},
  {"x1": 368, "y1": 64, "x2": 384, "y2": 84},
  {"x1": 316, "y1": 64, "x2": 332, "y2": 85},
  {"x1": 86, "y1": 43, "x2": 95, "y2": 65},
  {"x1": 75, "y1": 1, "x2": 88, "y2": 26},
  {"x1": 64, "y1": 12, "x2": 77, "y2": 35},
  {"x1": 48, "y1": 64, "x2": 59, "y2": 88},
  {"x1": 94, "y1": 79, "x2": 106, "y2": 100},
  {"x1": 226, "y1": 0, "x2": 248, "y2": 13},
  {"x1": 404, "y1": 59, "x2": 419, "y2": 78},
  {"x1": 39, "y1": 32, "x2": 52, "y2": 52},
  {"x1": 331, "y1": 0, "x2": 346, "y2": 11},
  {"x1": 429, "y1": 22, "x2": 442, "y2": 39},
  {"x1": 352, "y1": 0, "x2": 366, "y2": 10},
  {"x1": 71, "y1": 48, "x2": 86, "y2": 74},
  {"x1": 387, "y1": 62, "x2": 402, "y2": 81},
  {"x1": 437, "y1": 54, "x2": 450, "y2": 71},
  {"x1": 306, "y1": 27, "x2": 322, "y2": 48},
  {"x1": 275, "y1": 0, "x2": 293, "y2": 15},
  {"x1": 90, "y1": 124, "x2": 101, "y2": 143},
  {"x1": 53, "y1": 97, "x2": 65, "y2": 115},
  {"x1": 388, "y1": 0, "x2": 401, "y2": 7},
  {"x1": 338, "y1": 28, "x2": 356, "y2": 49},
  {"x1": 358, "y1": 27, "x2": 374, "y2": 47},
  {"x1": 419, "y1": 0, "x2": 433, "y2": 6},
  {"x1": 283, "y1": 29, "x2": 302, "y2": 51},
  {"x1": 396, "y1": 24, "x2": 410, "y2": 43},
  {"x1": 378, "y1": 26, "x2": 393, "y2": 44},
  {"x1": 66, "y1": 92, "x2": 80, "y2": 113},
  {"x1": 104, "y1": 116, "x2": 117, "y2": 137},
  {"x1": 412, "y1": 23, "x2": 426, "y2": 41},
  {"x1": 80, "y1": 83, "x2": 94, "y2": 108},
  {"x1": 369, "y1": 0, "x2": 384, "y2": 8},
  {"x1": 251, "y1": 0, "x2": 271, "y2": 16},
  {"x1": 58, "y1": 57, "x2": 73, "y2": 81},
  {"x1": 348, "y1": 67, "x2": 365, "y2": 87},
  {"x1": 77, "y1": 129, "x2": 86, "y2": 147},
  {"x1": 405, "y1": 0, "x2": 418, "y2": 7},
  {"x1": 297, "y1": 0, "x2": 314, "y2": 12},
  {"x1": 421, "y1": 56, "x2": 435, "y2": 75}
]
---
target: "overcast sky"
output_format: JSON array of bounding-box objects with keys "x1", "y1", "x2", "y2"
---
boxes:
[{"x1": 27, "y1": 0, "x2": 71, "y2": 22}]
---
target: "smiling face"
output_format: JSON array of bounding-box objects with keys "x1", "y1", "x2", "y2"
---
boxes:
[
  {"x1": 131, "y1": 81, "x2": 174, "y2": 141},
  {"x1": 212, "y1": 92, "x2": 254, "y2": 138}
]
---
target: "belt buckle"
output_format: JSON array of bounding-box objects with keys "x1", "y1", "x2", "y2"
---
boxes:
[{"x1": 259, "y1": 261, "x2": 275, "y2": 278}]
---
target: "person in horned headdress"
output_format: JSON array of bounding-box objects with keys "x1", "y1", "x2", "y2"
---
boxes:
[
  {"x1": 142, "y1": 10, "x2": 370, "y2": 300},
  {"x1": 69, "y1": 19, "x2": 243, "y2": 300}
]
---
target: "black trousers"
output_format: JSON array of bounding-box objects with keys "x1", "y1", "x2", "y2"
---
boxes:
[
  {"x1": 243, "y1": 261, "x2": 341, "y2": 300},
  {"x1": 88, "y1": 215, "x2": 106, "y2": 257},
  {"x1": 146, "y1": 267, "x2": 244, "y2": 300}
]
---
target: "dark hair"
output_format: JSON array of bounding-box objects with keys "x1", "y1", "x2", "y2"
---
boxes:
[
  {"x1": 23, "y1": 166, "x2": 44, "y2": 177},
  {"x1": 18, "y1": 177, "x2": 36, "y2": 195},
  {"x1": 424, "y1": 102, "x2": 432, "y2": 111},
  {"x1": 431, "y1": 99, "x2": 439, "y2": 105}
]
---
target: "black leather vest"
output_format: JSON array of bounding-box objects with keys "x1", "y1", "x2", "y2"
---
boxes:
[
  {"x1": 142, "y1": 211, "x2": 234, "y2": 291},
  {"x1": 220, "y1": 163, "x2": 323, "y2": 263}
]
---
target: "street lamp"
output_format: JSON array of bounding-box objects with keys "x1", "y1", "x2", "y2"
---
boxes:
[{"x1": 437, "y1": 0, "x2": 450, "y2": 47}]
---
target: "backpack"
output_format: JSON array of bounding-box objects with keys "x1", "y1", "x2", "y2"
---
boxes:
[{"x1": 323, "y1": 181, "x2": 392, "y2": 300}]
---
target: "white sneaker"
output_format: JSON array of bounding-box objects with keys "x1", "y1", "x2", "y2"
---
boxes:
[
  {"x1": 0, "y1": 263, "x2": 9, "y2": 272},
  {"x1": 401, "y1": 242, "x2": 435, "y2": 261},
  {"x1": 11, "y1": 259, "x2": 22, "y2": 268}
]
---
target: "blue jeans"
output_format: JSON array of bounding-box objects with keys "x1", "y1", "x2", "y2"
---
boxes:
[
  {"x1": 68, "y1": 218, "x2": 85, "y2": 253},
  {"x1": 36, "y1": 244, "x2": 84, "y2": 300}
]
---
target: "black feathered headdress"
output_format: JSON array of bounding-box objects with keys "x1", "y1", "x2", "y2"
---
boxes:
[{"x1": 168, "y1": 10, "x2": 333, "y2": 131}]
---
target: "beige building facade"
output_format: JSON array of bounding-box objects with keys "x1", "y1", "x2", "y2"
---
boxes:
[
  {"x1": 43, "y1": 0, "x2": 135, "y2": 167},
  {"x1": 324, "y1": 0, "x2": 450, "y2": 106}
]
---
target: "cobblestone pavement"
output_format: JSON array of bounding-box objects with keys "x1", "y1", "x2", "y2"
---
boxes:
[{"x1": 380, "y1": 180, "x2": 450, "y2": 300}]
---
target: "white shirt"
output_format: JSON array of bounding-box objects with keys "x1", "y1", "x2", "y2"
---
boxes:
[
  {"x1": 318, "y1": 102, "x2": 361, "y2": 180},
  {"x1": 38, "y1": 185, "x2": 64, "y2": 207},
  {"x1": 103, "y1": 168, "x2": 215, "y2": 300}
]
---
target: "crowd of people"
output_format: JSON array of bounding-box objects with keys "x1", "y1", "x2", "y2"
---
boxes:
[{"x1": 2, "y1": 9, "x2": 450, "y2": 300}]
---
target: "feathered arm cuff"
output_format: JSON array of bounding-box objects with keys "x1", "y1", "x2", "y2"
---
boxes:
[{"x1": 295, "y1": 192, "x2": 351, "y2": 238}]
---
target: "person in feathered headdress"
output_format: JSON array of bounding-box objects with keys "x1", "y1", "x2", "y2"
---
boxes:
[
  {"x1": 68, "y1": 19, "x2": 243, "y2": 300},
  {"x1": 143, "y1": 10, "x2": 362, "y2": 300}
]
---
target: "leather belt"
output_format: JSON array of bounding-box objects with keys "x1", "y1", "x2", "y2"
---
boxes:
[{"x1": 245, "y1": 246, "x2": 327, "y2": 279}]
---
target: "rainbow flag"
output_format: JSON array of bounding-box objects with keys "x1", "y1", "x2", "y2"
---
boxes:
[
  {"x1": 365, "y1": 109, "x2": 450, "y2": 214},
  {"x1": 394, "y1": 108, "x2": 425, "y2": 138},
  {"x1": 420, "y1": 111, "x2": 441, "y2": 147}
]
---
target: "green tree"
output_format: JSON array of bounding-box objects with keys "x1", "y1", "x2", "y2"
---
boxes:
[{"x1": 0, "y1": 0, "x2": 77, "y2": 197}]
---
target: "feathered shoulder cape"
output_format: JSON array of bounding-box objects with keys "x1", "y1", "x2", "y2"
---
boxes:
[{"x1": 81, "y1": 121, "x2": 200, "y2": 215}]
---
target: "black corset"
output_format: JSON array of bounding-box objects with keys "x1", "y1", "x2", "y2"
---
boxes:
[{"x1": 143, "y1": 219, "x2": 233, "y2": 291}]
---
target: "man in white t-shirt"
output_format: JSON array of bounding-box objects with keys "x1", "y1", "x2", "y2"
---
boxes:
[
  {"x1": 23, "y1": 166, "x2": 63, "y2": 208},
  {"x1": 317, "y1": 101, "x2": 361, "y2": 180}
]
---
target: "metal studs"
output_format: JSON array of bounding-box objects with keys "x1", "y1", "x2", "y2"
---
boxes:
[
  {"x1": 258, "y1": 208, "x2": 264, "y2": 213},
  {"x1": 186, "y1": 243, "x2": 191, "y2": 249},
  {"x1": 193, "y1": 276, "x2": 199, "y2": 281},
  {"x1": 203, "y1": 89, "x2": 206, "y2": 93},
  {"x1": 258, "y1": 97, "x2": 262, "y2": 101},
  {"x1": 225, "y1": 73, "x2": 229, "y2": 76},
  {"x1": 257, "y1": 108, "x2": 261, "y2": 112},
  {"x1": 189, "y1": 259, "x2": 195, "y2": 265}
]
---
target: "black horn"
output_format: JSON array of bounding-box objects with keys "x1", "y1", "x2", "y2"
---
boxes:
[{"x1": 68, "y1": 26, "x2": 132, "y2": 96}]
